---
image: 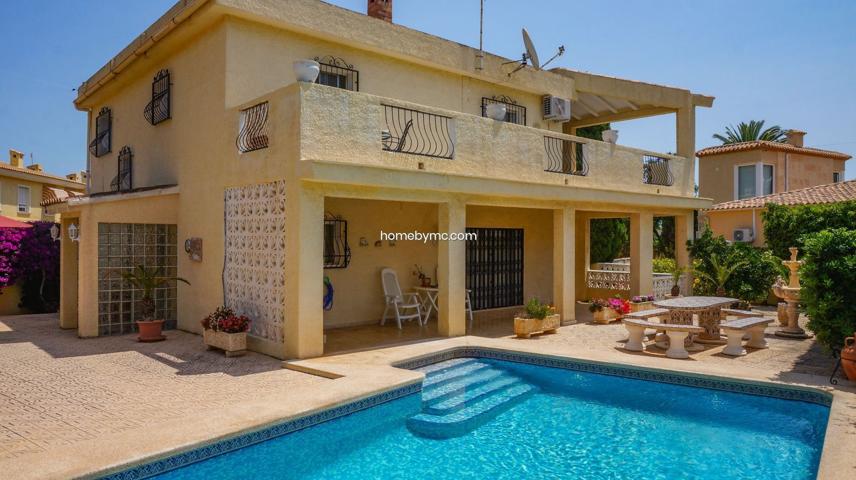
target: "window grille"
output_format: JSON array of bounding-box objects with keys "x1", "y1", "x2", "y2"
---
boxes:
[
  {"x1": 236, "y1": 102, "x2": 270, "y2": 153},
  {"x1": 466, "y1": 228, "x2": 524, "y2": 310},
  {"x1": 381, "y1": 104, "x2": 455, "y2": 159},
  {"x1": 323, "y1": 214, "x2": 351, "y2": 269},
  {"x1": 111, "y1": 146, "x2": 133, "y2": 192},
  {"x1": 642, "y1": 155, "x2": 674, "y2": 186},
  {"x1": 89, "y1": 107, "x2": 112, "y2": 157},
  {"x1": 481, "y1": 96, "x2": 527, "y2": 126},
  {"x1": 144, "y1": 69, "x2": 171, "y2": 125},
  {"x1": 315, "y1": 56, "x2": 359, "y2": 91},
  {"x1": 544, "y1": 136, "x2": 587, "y2": 175}
]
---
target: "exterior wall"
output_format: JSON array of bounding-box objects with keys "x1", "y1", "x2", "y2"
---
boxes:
[
  {"x1": 0, "y1": 177, "x2": 52, "y2": 221},
  {"x1": 698, "y1": 150, "x2": 763, "y2": 204},
  {"x1": 0, "y1": 285, "x2": 24, "y2": 315},
  {"x1": 704, "y1": 208, "x2": 765, "y2": 247}
]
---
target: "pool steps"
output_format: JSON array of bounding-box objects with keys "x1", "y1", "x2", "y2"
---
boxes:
[{"x1": 407, "y1": 359, "x2": 536, "y2": 438}]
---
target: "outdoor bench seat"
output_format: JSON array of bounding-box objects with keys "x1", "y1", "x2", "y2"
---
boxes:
[
  {"x1": 624, "y1": 308, "x2": 670, "y2": 320},
  {"x1": 623, "y1": 319, "x2": 703, "y2": 359},
  {"x1": 721, "y1": 308, "x2": 755, "y2": 319},
  {"x1": 720, "y1": 316, "x2": 772, "y2": 356}
]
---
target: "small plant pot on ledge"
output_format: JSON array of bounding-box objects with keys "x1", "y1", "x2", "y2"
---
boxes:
[
  {"x1": 514, "y1": 314, "x2": 560, "y2": 339},
  {"x1": 203, "y1": 330, "x2": 247, "y2": 357},
  {"x1": 136, "y1": 320, "x2": 166, "y2": 342}
]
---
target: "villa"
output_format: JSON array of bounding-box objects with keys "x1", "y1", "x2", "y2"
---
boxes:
[{"x1": 49, "y1": 0, "x2": 714, "y2": 359}]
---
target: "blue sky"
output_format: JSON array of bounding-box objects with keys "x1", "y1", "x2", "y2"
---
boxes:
[{"x1": 2, "y1": 0, "x2": 854, "y2": 180}]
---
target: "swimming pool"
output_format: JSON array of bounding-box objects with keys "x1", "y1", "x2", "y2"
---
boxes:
[{"x1": 110, "y1": 350, "x2": 830, "y2": 480}]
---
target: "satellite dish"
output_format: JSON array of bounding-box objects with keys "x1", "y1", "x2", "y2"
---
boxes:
[{"x1": 522, "y1": 28, "x2": 540, "y2": 70}]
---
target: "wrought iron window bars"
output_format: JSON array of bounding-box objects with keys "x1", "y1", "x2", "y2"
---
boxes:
[
  {"x1": 381, "y1": 104, "x2": 455, "y2": 159},
  {"x1": 323, "y1": 214, "x2": 351, "y2": 269},
  {"x1": 144, "y1": 69, "x2": 171, "y2": 125},
  {"x1": 89, "y1": 107, "x2": 112, "y2": 157},
  {"x1": 111, "y1": 146, "x2": 133, "y2": 192},
  {"x1": 314, "y1": 56, "x2": 359, "y2": 91},
  {"x1": 642, "y1": 155, "x2": 674, "y2": 186},
  {"x1": 236, "y1": 102, "x2": 270, "y2": 153},
  {"x1": 465, "y1": 227, "x2": 524, "y2": 310},
  {"x1": 481, "y1": 96, "x2": 526, "y2": 126},
  {"x1": 544, "y1": 136, "x2": 588, "y2": 176}
]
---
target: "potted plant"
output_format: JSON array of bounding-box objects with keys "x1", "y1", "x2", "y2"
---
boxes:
[
  {"x1": 514, "y1": 297, "x2": 560, "y2": 338},
  {"x1": 201, "y1": 306, "x2": 251, "y2": 357},
  {"x1": 629, "y1": 294, "x2": 655, "y2": 312},
  {"x1": 118, "y1": 265, "x2": 190, "y2": 342},
  {"x1": 293, "y1": 59, "x2": 320, "y2": 82},
  {"x1": 589, "y1": 297, "x2": 631, "y2": 324},
  {"x1": 668, "y1": 263, "x2": 686, "y2": 297},
  {"x1": 412, "y1": 264, "x2": 432, "y2": 288}
]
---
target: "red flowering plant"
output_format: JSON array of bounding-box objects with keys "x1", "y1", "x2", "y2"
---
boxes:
[
  {"x1": 201, "y1": 306, "x2": 251, "y2": 334},
  {"x1": 588, "y1": 297, "x2": 631, "y2": 314}
]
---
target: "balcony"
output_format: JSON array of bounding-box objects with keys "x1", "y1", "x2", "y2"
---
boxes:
[{"x1": 245, "y1": 83, "x2": 695, "y2": 198}]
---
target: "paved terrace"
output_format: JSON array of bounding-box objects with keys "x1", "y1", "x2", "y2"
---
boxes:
[{"x1": 1, "y1": 312, "x2": 854, "y2": 479}]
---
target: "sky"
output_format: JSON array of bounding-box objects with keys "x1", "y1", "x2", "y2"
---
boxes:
[{"x1": 2, "y1": 0, "x2": 854, "y2": 180}]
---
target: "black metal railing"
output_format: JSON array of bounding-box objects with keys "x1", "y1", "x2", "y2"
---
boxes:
[
  {"x1": 111, "y1": 146, "x2": 133, "y2": 192},
  {"x1": 144, "y1": 69, "x2": 171, "y2": 125},
  {"x1": 466, "y1": 227, "x2": 524, "y2": 310},
  {"x1": 381, "y1": 104, "x2": 455, "y2": 159},
  {"x1": 544, "y1": 136, "x2": 587, "y2": 175},
  {"x1": 236, "y1": 102, "x2": 269, "y2": 153},
  {"x1": 323, "y1": 215, "x2": 351, "y2": 269},
  {"x1": 481, "y1": 96, "x2": 526, "y2": 126},
  {"x1": 315, "y1": 56, "x2": 359, "y2": 91},
  {"x1": 89, "y1": 107, "x2": 112, "y2": 157},
  {"x1": 642, "y1": 155, "x2": 674, "y2": 186}
]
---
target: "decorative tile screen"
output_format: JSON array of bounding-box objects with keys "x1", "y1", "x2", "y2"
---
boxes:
[
  {"x1": 223, "y1": 180, "x2": 286, "y2": 343},
  {"x1": 97, "y1": 223, "x2": 178, "y2": 336}
]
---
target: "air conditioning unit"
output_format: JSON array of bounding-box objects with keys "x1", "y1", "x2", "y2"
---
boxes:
[
  {"x1": 733, "y1": 228, "x2": 754, "y2": 243},
  {"x1": 542, "y1": 95, "x2": 571, "y2": 121}
]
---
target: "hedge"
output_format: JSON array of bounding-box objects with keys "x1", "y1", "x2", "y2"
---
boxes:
[
  {"x1": 801, "y1": 228, "x2": 856, "y2": 350},
  {"x1": 763, "y1": 201, "x2": 856, "y2": 259}
]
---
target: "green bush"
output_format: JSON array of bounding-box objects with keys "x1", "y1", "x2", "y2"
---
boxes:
[
  {"x1": 523, "y1": 297, "x2": 552, "y2": 320},
  {"x1": 763, "y1": 201, "x2": 856, "y2": 259},
  {"x1": 688, "y1": 227, "x2": 782, "y2": 302},
  {"x1": 652, "y1": 257, "x2": 676, "y2": 274},
  {"x1": 801, "y1": 228, "x2": 856, "y2": 350},
  {"x1": 590, "y1": 218, "x2": 629, "y2": 264}
]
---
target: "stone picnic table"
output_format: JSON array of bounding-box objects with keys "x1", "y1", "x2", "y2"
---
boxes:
[{"x1": 653, "y1": 296, "x2": 738, "y2": 344}]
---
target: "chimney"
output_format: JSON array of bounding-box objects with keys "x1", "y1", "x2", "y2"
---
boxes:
[
  {"x1": 785, "y1": 130, "x2": 806, "y2": 147},
  {"x1": 367, "y1": 0, "x2": 392, "y2": 22},
  {"x1": 8, "y1": 149, "x2": 25, "y2": 168},
  {"x1": 27, "y1": 164, "x2": 43, "y2": 173}
]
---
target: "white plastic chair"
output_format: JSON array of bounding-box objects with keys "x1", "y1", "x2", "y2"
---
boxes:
[{"x1": 381, "y1": 268, "x2": 423, "y2": 329}]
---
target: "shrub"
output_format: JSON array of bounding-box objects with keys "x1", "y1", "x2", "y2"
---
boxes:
[
  {"x1": 800, "y1": 228, "x2": 856, "y2": 350},
  {"x1": 652, "y1": 257, "x2": 676, "y2": 274},
  {"x1": 201, "y1": 306, "x2": 251, "y2": 333},
  {"x1": 763, "y1": 201, "x2": 856, "y2": 259},
  {"x1": 522, "y1": 297, "x2": 553, "y2": 320},
  {"x1": 590, "y1": 218, "x2": 629, "y2": 264},
  {"x1": 588, "y1": 297, "x2": 630, "y2": 314}
]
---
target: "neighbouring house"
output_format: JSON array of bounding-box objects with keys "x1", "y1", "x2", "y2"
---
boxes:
[
  {"x1": 48, "y1": 0, "x2": 713, "y2": 359},
  {"x1": 703, "y1": 180, "x2": 856, "y2": 247},
  {"x1": 697, "y1": 130, "x2": 851, "y2": 243},
  {"x1": 0, "y1": 149, "x2": 85, "y2": 314}
]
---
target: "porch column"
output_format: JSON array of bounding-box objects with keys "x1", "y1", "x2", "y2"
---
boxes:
[
  {"x1": 675, "y1": 211, "x2": 694, "y2": 295},
  {"x1": 284, "y1": 186, "x2": 324, "y2": 359},
  {"x1": 676, "y1": 104, "x2": 696, "y2": 160},
  {"x1": 553, "y1": 207, "x2": 575, "y2": 324},
  {"x1": 76, "y1": 209, "x2": 99, "y2": 337},
  {"x1": 59, "y1": 216, "x2": 79, "y2": 330},
  {"x1": 630, "y1": 212, "x2": 654, "y2": 296},
  {"x1": 437, "y1": 200, "x2": 466, "y2": 336},
  {"x1": 574, "y1": 213, "x2": 590, "y2": 300}
]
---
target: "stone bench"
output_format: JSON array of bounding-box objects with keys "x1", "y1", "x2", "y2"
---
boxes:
[
  {"x1": 720, "y1": 317, "x2": 772, "y2": 356},
  {"x1": 721, "y1": 308, "x2": 755, "y2": 319},
  {"x1": 623, "y1": 319, "x2": 703, "y2": 359},
  {"x1": 624, "y1": 308, "x2": 670, "y2": 320}
]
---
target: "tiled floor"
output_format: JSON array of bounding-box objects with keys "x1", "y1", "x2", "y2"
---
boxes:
[{"x1": 0, "y1": 314, "x2": 325, "y2": 461}]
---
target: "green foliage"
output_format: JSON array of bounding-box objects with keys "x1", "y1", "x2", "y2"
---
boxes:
[
  {"x1": 652, "y1": 257, "x2": 676, "y2": 274},
  {"x1": 524, "y1": 297, "x2": 552, "y2": 320},
  {"x1": 800, "y1": 229, "x2": 856, "y2": 350},
  {"x1": 653, "y1": 217, "x2": 675, "y2": 258},
  {"x1": 574, "y1": 123, "x2": 610, "y2": 141},
  {"x1": 712, "y1": 120, "x2": 787, "y2": 144},
  {"x1": 116, "y1": 266, "x2": 190, "y2": 320},
  {"x1": 590, "y1": 218, "x2": 629, "y2": 264},
  {"x1": 688, "y1": 227, "x2": 782, "y2": 302},
  {"x1": 762, "y1": 202, "x2": 856, "y2": 259}
]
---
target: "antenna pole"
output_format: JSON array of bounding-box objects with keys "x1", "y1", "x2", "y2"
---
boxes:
[{"x1": 475, "y1": 0, "x2": 484, "y2": 71}]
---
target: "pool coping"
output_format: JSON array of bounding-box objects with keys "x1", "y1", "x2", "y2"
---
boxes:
[{"x1": 101, "y1": 344, "x2": 838, "y2": 479}]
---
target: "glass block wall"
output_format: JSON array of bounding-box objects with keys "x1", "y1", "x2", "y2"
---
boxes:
[{"x1": 97, "y1": 223, "x2": 178, "y2": 335}]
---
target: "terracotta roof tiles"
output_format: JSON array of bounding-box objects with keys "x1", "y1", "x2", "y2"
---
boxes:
[
  {"x1": 707, "y1": 180, "x2": 856, "y2": 211},
  {"x1": 696, "y1": 141, "x2": 850, "y2": 160}
]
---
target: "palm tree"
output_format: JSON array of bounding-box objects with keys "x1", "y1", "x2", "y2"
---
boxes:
[
  {"x1": 694, "y1": 255, "x2": 747, "y2": 297},
  {"x1": 118, "y1": 265, "x2": 190, "y2": 320},
  {"x1": 713, "y1": 120, "x2": 787, "y2": 144}
]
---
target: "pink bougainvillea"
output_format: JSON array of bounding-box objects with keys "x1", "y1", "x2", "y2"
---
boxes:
[
  {"x1": 0, "y1": 227, "x2": 27, "y2": 288},
  {"x1": 0, "y1": 222, "x2": 60, "y2": 312}
]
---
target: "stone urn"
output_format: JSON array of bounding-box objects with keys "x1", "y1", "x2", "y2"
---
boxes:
[
  {"x1": 293, "y1": 59, "x2": 320, "y2": 82},
  {"x1": 485, "y1": 102, "x2": 507, "y2": 121},
  {"x1": 601, "y1": 129, "x2": 619, "y2": 144},
  {"x1": 842, "y1": 334, "x2": 856, "y2": 381},
  {"x1": 772, "y1": 248, "x2": 811, "y2": 339}
]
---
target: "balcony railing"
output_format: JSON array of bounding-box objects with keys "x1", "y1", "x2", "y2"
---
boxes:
[
  {"x1": 544, "y1": 136, "x2": 588, "y2": 176},
  {"x1": 381, "y1": 104, "x2": 455, "y2": 159},
  {"x1": 586, "y1": 269, "x2": 688, "y2": 300},
  {"x1": 642, "y1": 155, "x2": 674, "y2": 186}
]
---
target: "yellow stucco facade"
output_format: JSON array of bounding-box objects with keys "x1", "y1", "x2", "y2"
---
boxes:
[{"x1": 59, "y1": 0, "x2": 713, "y2": 359}]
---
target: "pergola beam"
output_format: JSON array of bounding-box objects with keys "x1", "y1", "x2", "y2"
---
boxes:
[{"x1": 566, "y1": 106, "x2": 675, "y2": 129}]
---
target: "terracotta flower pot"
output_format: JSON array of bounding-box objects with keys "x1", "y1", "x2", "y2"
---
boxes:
[
  {"x1": 136, "y1": 320, "x2": 165, "y2": 342},
  {"x1": 671, "y1": 284, "x2": 680, "y2": 297},
  {"x1": 841, "y1": 333, "x2": 856, "y2": 381}
]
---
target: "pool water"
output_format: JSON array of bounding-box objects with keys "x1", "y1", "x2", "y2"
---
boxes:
[{"x1": 151, "y1": 358, "x2": 829, "y2": 480}]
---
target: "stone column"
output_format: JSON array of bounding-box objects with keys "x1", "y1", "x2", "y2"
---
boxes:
[
  {"x1": 284, "y1": 186, "x2": 325, "y2": 359},
  {"x1": 437, "y1": 200, "x2": 466, "y2": 337},
  {"x1": 676, "y1": 104, "x2": 696, "y2": 161},
  {"x1": 574, "y1": 213, "x2": 590, "y2": 301},
  {"x1": 553, "y1": 207, "x2": 576, "y2": 324},
  {"x1": 630, "y1": 212, "x2": 654, "y2": 296},
  {"x1": 675, "y1": 211, "x2": 694, "y2": 295},
  {"x1": 76, "y1": 209, "x2": 99, "y2": 337},
  {"x1": 59, "y1": 216, "x2": 80, "y2": 330}
]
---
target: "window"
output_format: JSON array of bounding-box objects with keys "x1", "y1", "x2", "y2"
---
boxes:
[
  {"x1": 465, "y1": 228, "x2": 524, "y2": 310},
  {"x1": 143, "y1": 69, "x2": 171, "y2": 125},
  {"x1": 17, "y1": 185, "x2": 30, "y2": 214},
  {"x1": 111, "y1": 146, "x2": 133, "y2": 192},
  {"x1": 323, "y1": 215, "x2": 350, "y2": 268},
  {"x1": 834, "y1": 171, "x2": 842, "y2": 183},
  {"x1": 89, "y1": 107, "x2": 112, "y2": 157},
  {"x1": 736, "y1": 164, "x2": 774, "y2": 199},
  {"x1": 314, "y1": 56, "x2": 359, "y2": 91},
  {"x1": 481, "y1": 96, "x2": 527, "y2": 126}
]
